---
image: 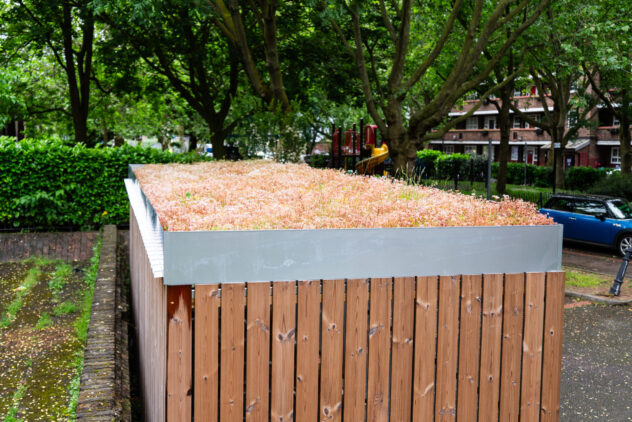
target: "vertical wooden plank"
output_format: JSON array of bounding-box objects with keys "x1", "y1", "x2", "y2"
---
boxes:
[
  {"x1": 245, "y1": 283, "x2": 271, "y2": 421},
  {"x1": 194, "y1": 285, "x2": 219, "y2": 422},
  {"x1": 271, "y1": 281, "x2": 296, "y2": 422},
  {"x1": 499, "y1": 273, "x2": 525, "y2": 422},
  {"x1": 478, "y1": 273, "x2": 504, "y2": 422},
  {"x1": 366, "y1": 277, "x2": 392, "y2": 422},
  {"x1": 435, "y1": 275, "x2": 460, "y2": 421},
  {"x1": 520, "y1": 272, "x2": 546, "y2": 421},
  {"x1": 540, "y1": 271, "x2": 565, "y2": 422},
  {"x1": 456, "y1": 274, "x2": 483, "y2": 422},
  {"x1": 320, "y1": 279, "x2": 345, "y2": 421},
  {"x1": 344, "y1": 279, "x2": 369, "y2": 422},
  {"x1": 412, "y1": 276, "x2": 438, "y2": 422},
  {"x1": 389, "y1": 277, "x2": 415, "y2": 422},
  {"x1": 220, "y1": 283, "x2": 245, "y2": 422},
  {"x1": 166, "y1": 285, "x2": 192, "y2": 422},
  {"x1": 296, "y1": 280, "x2": 321, "y2": 422}
]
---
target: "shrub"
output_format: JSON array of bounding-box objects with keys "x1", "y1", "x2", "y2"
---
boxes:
[
  {"x1": 533, "y1": 166, "x2": 554, "y2": 187},
  {"x1": 588, "y1": 173, "x2": 632, "y2": 200},
  {"x1": 0, "y1": 137, "x2": 207, "y2": 228},
  {"x1": 416, "y1": 149, "x2": 443, "y2": 178},
  {"x1": 436, "y1": 153, "x2": 471, "y2": 179},
  {"x1": 564, "y1": 166, "x2": 607, "y2": 191}
]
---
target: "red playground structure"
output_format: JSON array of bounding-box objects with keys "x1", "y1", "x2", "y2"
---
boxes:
[{"x1": 331, "y1": 119, "x2": 389, "y2": 175}]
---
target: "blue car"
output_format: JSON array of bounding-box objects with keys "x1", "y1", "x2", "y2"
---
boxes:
[{"x1": 539, "y1": 194, "x2": 632, "y2": 255}]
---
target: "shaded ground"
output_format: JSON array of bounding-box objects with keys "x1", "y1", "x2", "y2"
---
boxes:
[
  {"x1": 561, "y1": 304, "x2": 632, "y2": 421},
  {"x1": 0, "y1": 259, "x2": 89, "y2": 421}
]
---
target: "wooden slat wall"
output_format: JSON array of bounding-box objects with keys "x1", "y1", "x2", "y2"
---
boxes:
[
  {"x1": 129, "y1": 208, "x2": 168, "y2": 422},
  {"x1": 154, "y1": 272, "x2": 566, "y2": 421}
]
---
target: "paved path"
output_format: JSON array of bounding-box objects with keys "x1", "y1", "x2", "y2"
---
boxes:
[
  {"x1": 561, "y1": 304, "x2": 632, "y2": 421},
  {"x1": 562, "y1": 247, "x2": 621, "y2": 275}
]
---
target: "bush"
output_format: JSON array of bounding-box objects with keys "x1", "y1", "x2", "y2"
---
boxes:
[
  {"x1": 0, "y1": 137, "x2": 206, "y2": 228},
  {"x1": 564, "y1": 166, "x2": 607, "y2": 191},
  {"x1": 436, "y1": 153, "x2": 471, "y2": 179},
  {"x1": 588, "y1": 173, "x2": 632, "y2": 200},
  {"x1": 416, "y1": 149, "x2": 443, "y2": 178},
  {"x1": 533, "y1": 166, "x2": 554, "y2": 187}
]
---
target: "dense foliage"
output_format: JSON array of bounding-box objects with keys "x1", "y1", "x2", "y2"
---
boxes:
[
  {"x1": 588, "y1": 173, "x2": 632, "y2": 201},
  {"x1": 0, "y1": 137, "x2": 206, "y2": 228}
]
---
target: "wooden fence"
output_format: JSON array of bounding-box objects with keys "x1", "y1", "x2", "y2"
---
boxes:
[{"x1": 130, "y1": 212, "x2": 565, "y2": 422}]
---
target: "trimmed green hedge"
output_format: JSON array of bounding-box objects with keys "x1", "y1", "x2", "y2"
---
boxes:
[{"x1": 0, "y1": 137, "x2": 207, "y2": 228}]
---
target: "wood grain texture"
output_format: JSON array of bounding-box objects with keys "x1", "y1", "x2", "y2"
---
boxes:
[
  {"x1": 412, "y1": 276, "x2": 438, "y2": 422},
  {"x1": 366, "y1": 277, "x2": 392, "y2": 422},
  {"x1": 271, "y1": 282, "x2": 297, "y2": 422},
  {"x1": 194, "y1": 285, "x2": 219, "y2": 422},
  {"x1": 521, "y1": 272, "x2": 546, "y2": 421},
  {"x1": 320, "y1": 279, "x2": 345, "y2": 421},
  {"x1": 434, "y1": 276, "x2": 460, "y2": 421},
  {"x1": 478, "y1": 273, "x2": 504, "y2": 422},
  {"x1": 343, "y1": 279, "x2": 370, "y2": 422},
  {"x1": 540, "y1": 271, "x2": 565, "y2": 422},
  {"x1": 389, "y1": 277, "x2": 415, "y2": 422},
  {"x1": 296, "y1": 280, "x2": 321, "y2": 422},
  {"x1": 129, "y1": 208, "x2": 167, "y2": 422},
  {"x1": 456, "y1": 274, "x2": 482, "y2": 422},
  {"x1": 499, "y1": 273, "x2": 525, "y2": 422},
  {"x1": 245, "y1": 283, "x2": 271, "y2": 421},
  {"x1": 167, "y1": 286, "x2": 192, "y2": 422},
  {"x1": 220, "y1": 283, "x2": 245, "y2": 422}
]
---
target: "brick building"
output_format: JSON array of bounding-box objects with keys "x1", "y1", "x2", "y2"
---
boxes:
[{"x1": 427, "y1": 87, "x2": 627, "y2": 169}]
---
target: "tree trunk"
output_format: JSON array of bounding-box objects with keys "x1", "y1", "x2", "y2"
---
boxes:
[
  {"x1": 496, "y1": 85, "x2": 512, "y2": 195},
  {"x1": 210, "y1": 132, "x2": 226, "y2": 159},
  {"x1": 189, "y1": 133, "x2": 198, "y2": 152},
  {"x1": 390, "y1": 127, "x2": 418, "y2": 176},
  {"x1": 620, "y1": 115, "x2": 631, "y2": 174}
]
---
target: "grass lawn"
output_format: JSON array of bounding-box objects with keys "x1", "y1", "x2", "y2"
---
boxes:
[{"x1": 0, "y1": 241, "x2": 99, "y2": 421}]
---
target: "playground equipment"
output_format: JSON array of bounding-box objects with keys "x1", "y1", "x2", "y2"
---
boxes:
[{"x1": 330, "y1": 119, "x2": 389, "y2": 175}]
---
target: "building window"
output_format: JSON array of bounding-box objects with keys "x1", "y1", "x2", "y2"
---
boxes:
[
  {"x1": 464, "y1": 145, "x2": 477, "y2": 155},
  {"x1": 613, "y1": 115, "x2": 620, "y2": 126},
  {"x1": 443, "y1": 145, "x2": 454, "y2": 154},
  {"x1": 513, "y1": 116, "x2": 521, "y2": 128},
  {"x1": 483, "y1": 145, "x2": 495, "y2": 160},
  {"x1": 485, "y1": 117, "x2": 496, "y2": 129},
  {"x1": 511, "y1": 146, "x2": 519, "y2": 161},
  {"x1": 513, "y1": 88, "x2": 523, "y2": 97},
  {"x1": 466, "y1": 117, "x2": 478, "y2": 130},
  {"x1": 567, "y1": 111, "x2": 578, "y2": 129},
  {"x1": 612, "y1": 147, "x2": 621, "y2": 164}
]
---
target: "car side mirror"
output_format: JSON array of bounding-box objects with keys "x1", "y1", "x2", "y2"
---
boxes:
[{"x1": 595, "y1": 213, "x2": 607, "y2": 221}]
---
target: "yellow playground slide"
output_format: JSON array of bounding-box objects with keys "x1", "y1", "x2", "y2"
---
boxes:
[{"x1": 355, "y1": 143, "x2": 389, "y2": 175}]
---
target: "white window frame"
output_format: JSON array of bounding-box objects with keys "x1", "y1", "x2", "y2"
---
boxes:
[
  {"x1": 513, "y1": 116, "x2": 522, "y2": 128},
  {"x1": 443, "y1": 145, "x2": 454, "y2": 154},
  {"x1": 612, "y1": 147, "x2": 621, "y2": 164},
  {"x1": 483, "y1": 145, "x2": 495, "y2": 160},
  {"x1": 511, "y1": 146, "x2": 519, "y2": 161},
  {"x1": 485, "y1": 117, "x2": 496, "y2": 129},
  {"x1": 613, "y1": 115, "x2": 620, "y2": 126},
  {"x1": 464, "y1": 145, "x2": 477, "y2": 155},
  {"x1": 466, "y1": 117, "x2": 478, "y2": 130},
  {"x1": 513, "y1": 89, "x2": 523, "y2": 97}
]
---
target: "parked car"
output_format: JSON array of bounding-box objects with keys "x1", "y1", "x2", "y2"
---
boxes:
[{"x1": 539, "y1": 194, "x2": 632, "y2": 255}]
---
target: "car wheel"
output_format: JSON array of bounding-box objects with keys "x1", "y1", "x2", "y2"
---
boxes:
[{"x1": 617, "y1": 233, "x2": 632, "y2": 256}]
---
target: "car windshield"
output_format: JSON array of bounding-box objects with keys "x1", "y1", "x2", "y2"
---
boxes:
[{"x1": 607, "y1": 199, "x2": 632, "y2": 219}]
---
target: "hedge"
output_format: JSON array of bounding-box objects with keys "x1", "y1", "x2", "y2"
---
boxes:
[
  {"x1": 0, "y1": 137, "x2": 207, "y2": 229},
  {"x1": 565, "y1": 166, "x2": 607, "y2": 191}
]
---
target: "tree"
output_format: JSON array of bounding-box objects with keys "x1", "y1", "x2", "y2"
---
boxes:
[
  {"x1": 95, "y1": 0, "x2": 249, "y2": 159},
  {"x1": 1, "y1": 0, "x2": 95, "y2": 144},
  {"x1": 323, "y1": 0, "x2": 549, "y2": 173},
  {"x1": 509, "y1": 0, "x2": 599, "y2": 188},
  {"x1": 581, "y1": 0, "x2": 632, "y2": 173}
]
